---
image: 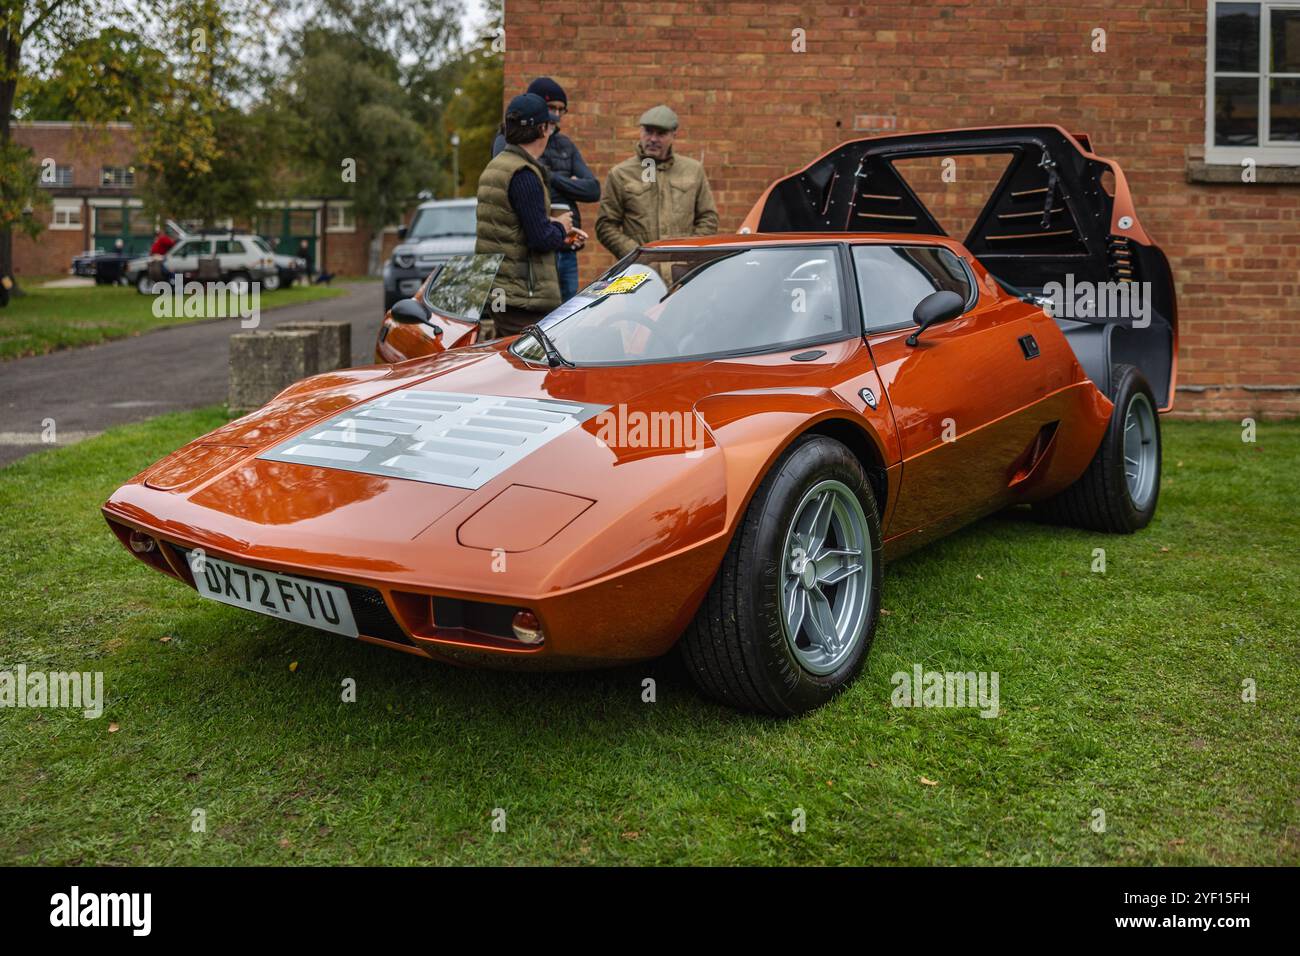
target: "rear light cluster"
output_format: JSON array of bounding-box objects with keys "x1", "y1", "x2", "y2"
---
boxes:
[
  {"x1": 129, "y1": 531, "x2": 156, "y2": 553},
  {"x1": 105, "y1": 520, "x2": 181, "y2": 580},
  {"x1": 511, "y1": 610, "x2": 544, "y2": 645},
  {"x1": 389, "y1": 592, "x2": 545, "y2": 650}
]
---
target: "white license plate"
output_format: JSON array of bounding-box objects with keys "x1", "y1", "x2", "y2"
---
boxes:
[{"x1": 190, "y1": 553, "x2": 359, "y2": 638}]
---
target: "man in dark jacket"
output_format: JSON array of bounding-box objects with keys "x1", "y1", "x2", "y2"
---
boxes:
[
  {"x1": 477, "y1": 93, "x2": 586, "y2": 339},
  {"x1": 492, "y1": 77, "x2": 600, "y2": 301}
]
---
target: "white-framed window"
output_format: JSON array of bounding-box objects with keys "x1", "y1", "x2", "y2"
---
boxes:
[
  {"x1": 51, "y1": 199, "x2": 82, "y2": 230},
  {"x1": 100, "y1": 165, "x2": 136, "y2": 188},
  {"x1": 326, "y1": 202, "x2": 356, "y2": 233},
  {"x1": 1207, "y1": 1, "x2": 1300, "y2": 164}
]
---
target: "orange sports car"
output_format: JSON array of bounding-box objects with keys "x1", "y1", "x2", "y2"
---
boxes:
[{"x1": 104, "y1": 126, "x2": 1175, "y2": 714}]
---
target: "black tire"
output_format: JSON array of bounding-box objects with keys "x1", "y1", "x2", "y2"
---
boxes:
[
  {"x1": 679, "y1": 434, "x2": 883, "y2": 716},
  {"x1": 1036, "y1": 363, "x2": 1161, "y2": 533}
]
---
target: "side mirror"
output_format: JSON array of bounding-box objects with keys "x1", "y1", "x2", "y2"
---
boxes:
[
  {"x1": 396, "y1": 225, "x2": 408, "y2": 240},
  {"x1": 389, "y1": 297, "x2": 441, "y2": 335},
  {"x1": 906, "y1": 290, "x2": 965, "y2": 347}
]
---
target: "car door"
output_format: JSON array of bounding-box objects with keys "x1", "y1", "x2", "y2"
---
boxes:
[
  {"x1": 167, "y1": 239, "x2": 207, "y2": 278},
  {"x1": 853, "y1": 242, "x2": 1050, "y2": 542},
  {"x1": 213, "y1": 239, "x2": 245, "y2": 278}
]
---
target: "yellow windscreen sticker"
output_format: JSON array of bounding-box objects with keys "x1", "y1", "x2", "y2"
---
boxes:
[{"x1": 595, "y1": 272, "x2": 651, "y2": 296}]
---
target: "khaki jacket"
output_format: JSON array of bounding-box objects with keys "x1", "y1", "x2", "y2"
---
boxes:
[{"x1": 595, "y1": 145, "x2": 719, "y2": 259}]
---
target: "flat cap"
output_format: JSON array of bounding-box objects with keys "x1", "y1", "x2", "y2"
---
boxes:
[{"x1": 638, "y1": 104, "x2": 679, "y2": 131}]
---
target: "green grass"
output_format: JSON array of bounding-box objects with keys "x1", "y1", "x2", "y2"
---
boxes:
[
  {"x1": 0, "y1": 283, "x2": 347, "y2": 361},
  {"x1": 0, "y1": 413, "x2": 1296, "y2": 865}
]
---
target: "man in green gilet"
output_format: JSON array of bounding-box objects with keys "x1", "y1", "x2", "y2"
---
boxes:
[{"x1": 475, "y1": 93, "x2": 586, "y2": 338}]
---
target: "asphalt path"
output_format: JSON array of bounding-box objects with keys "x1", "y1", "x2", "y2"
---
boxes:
[{"x1": 0, "y1": 281, "x2": 384, "y2": 468}]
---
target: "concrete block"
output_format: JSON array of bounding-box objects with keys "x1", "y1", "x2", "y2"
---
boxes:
[
  {"x1": 277, "y1": 320, "x2": 351, "y2": 371},
  {"x1": 228, "y1": 329, "x2": 321, "y2": 413}
]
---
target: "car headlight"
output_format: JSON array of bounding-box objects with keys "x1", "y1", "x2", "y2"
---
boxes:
[{"x1": 392, "y1": 245, "x2": 416, "y2": 269}]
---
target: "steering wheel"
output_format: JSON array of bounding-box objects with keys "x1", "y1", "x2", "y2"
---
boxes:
[
  {"x1": 603, "y1": 313, "x2": 665, "y2": 356},
  {"x1": 787, "y1": 257, "x2": 832, "y2": 282}
]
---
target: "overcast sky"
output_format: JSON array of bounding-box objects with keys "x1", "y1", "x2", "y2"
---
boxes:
[
  {"x1": 460, "y1": 0, "x2": 489, "y2": 42},
  {"x1": 20, "y1": 0, "x2": 495, "y2": 82}
]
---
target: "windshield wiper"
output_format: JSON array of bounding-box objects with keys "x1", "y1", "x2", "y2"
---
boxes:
[{"x1": 521, "y1": 324, "x2": 574, "y2": 369}]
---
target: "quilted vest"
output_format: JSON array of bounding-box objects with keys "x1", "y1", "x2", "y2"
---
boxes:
[{"x1": 475, "y1": 145, "x2": 562, "y2": 312}]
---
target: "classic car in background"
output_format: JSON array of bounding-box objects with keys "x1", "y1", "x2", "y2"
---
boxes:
[
  {"x1": 71, "y1": 247, "x2": 136, "y2": 285},
  {"x1": 125, "y1": 231, "x2": 280, "y2": 294},
  {"x1": 104, "y1": 126, "x2": 1174, "y2": 715}
]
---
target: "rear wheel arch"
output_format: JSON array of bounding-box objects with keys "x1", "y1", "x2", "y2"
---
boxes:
[{"x1": 1034, "y1": 362, "x2": 1161, "y2": 533}]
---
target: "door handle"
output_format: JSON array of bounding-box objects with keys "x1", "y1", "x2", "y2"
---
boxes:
[{"x1": 1018, "y1": 334, "x2": 1040, "y2": 359}]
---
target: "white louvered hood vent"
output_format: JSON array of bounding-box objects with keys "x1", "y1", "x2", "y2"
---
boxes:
[{"x1": 259, "y1": 390, "x2": 607, "y2": 489}]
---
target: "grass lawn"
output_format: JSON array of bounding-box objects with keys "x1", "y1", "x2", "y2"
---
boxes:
[
  {"x1": 0, "y1": 283, "x2": 347, "y2": 361},
  {"x1": 0, "y1": 412, "x2": 1296, "y2": 865}
]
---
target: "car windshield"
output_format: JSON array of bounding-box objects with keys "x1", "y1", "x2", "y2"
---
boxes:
[
  {"x1": 512, "y1": 245, "x2": 849, "y2": 365},
  {"x1": 421, "y1": 254, "x2": 503, "y2": 322},
  {"x1": 408, "y1": 205, "x2": 477, "y2": 239}
]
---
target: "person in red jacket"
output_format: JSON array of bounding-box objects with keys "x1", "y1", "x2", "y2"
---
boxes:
[{"x1": 149, "y1": 231, "x2": 176, "y2": 256}]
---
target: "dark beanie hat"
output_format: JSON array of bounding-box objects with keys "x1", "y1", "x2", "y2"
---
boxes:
[{"x1": 526, "y1": 76, "x2": 567, "y2": 105}]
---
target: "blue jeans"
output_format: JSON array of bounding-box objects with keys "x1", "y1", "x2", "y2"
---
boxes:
[{"x1": 555, "y1": 248, "x2": 579, "y2": 301}]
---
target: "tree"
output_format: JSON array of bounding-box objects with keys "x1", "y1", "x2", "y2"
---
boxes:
[
  {"x1": 0, "y1": 141, "x2": 47, "y2": 283},
  {"x1": 436, "y1": 4, "x2": 503, "y2": 199},
  {"x1": 15, "y1": 26, "x2": 168, "y2": 121},
  {"x1": 0, "y1": 0, "x2": 112, "y2": 290},
  {"x1": 279, "y1": 22, "x2": 444, "y2": 273},
  {"x1": 275, "y1": 1, "x2": 467, "y2": 271},
  {"x1": 401, "y1": 0, "x2": 502, "y2": 199},
  {"x1": 133, "y1": 0, "x2": 281, "y2": 226}
]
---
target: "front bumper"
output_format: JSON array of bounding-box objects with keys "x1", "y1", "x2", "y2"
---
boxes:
[
  {"x1": 384, "y1": 266, "x2": 427, "y2": 300},
  {"x1": 102, "y1": 505, "x2": 724, "y2": 670}
]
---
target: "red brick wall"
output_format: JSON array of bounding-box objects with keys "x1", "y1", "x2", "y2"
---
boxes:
[
  {"x1": 13, "y1": 123, "x2": 138, "y2": 190},
  {"x1": 10, "y1": 123, "x2": 139, "y2": 275},
  {"x1": 14, "y1": 223, "x2": 86, "y2": 275},
  {"x1": 320, "y1": 223, "x2": 406, "y2": 277},
  {"x1": 504, "y1": 0, "x2": 1300, "y2": 418}
]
